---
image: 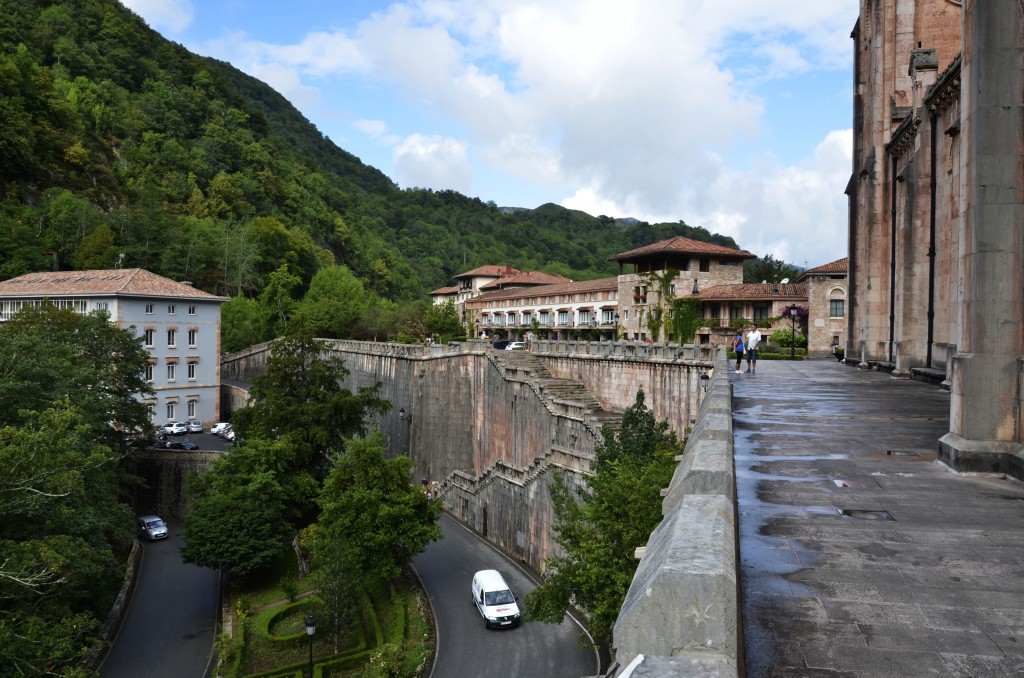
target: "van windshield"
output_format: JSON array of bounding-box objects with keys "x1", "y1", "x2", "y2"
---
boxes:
[{"x1": 485, "y1": 589, "x2": 514, "y2": 606}]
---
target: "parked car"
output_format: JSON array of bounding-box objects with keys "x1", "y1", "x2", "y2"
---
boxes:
[
  {"x1": 505, "y1": 341, "x2": 526, "y2": 351},
  {"x1": 163, "y1": 421, "x2": 187, "y2": 436},
  {"x1": 491, "y1": 340, "x2": 511, "y2": 350},
  {"x1": 210, "y1": 422, "x2": 232, "y2": 436},
  {"x1": 223, "y1": 429, "x2": 236, "y2": 442},
  {"x1": 137, "y1": 515, "x2": 168, "y2": 541},
  {"x1": 186, "y1": 419, "x2": 203, "y2": 433},
  {"x1": 166, "y1": 439, "x2": 200, "y2": 451}
]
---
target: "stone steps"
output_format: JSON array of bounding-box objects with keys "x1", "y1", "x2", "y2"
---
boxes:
[{"x1": 491, "y1": 349, "x2": 622, "y2": 433}]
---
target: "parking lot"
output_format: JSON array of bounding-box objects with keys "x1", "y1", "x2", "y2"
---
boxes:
[{"x1": 149, "y1": 430, "x2": 232, "y2": 453}]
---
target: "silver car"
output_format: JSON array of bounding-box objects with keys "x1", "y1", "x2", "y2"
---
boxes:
[
  {"x1": 186, "y1": 419, "x2": 203, "y2": 433},
  {"x1": 137, "y1": 515, "x2": 168, "y2": 540}
]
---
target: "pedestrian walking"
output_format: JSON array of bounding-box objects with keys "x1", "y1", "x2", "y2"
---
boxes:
[
  {"x1": 745, "y1": 325, "x2": 762, "y2": 374},
  {"x1": 733, "y1": 332, "x2": 744, "y2": 373}
]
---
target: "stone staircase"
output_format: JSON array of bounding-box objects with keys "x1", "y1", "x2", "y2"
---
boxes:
[{"x1": 489, "y1": 349, "x2": 622, "y2": 434}]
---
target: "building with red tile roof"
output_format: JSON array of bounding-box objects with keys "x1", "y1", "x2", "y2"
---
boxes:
[{"x1": 0, "y1": 268, "x2": 228, "y2": 426}]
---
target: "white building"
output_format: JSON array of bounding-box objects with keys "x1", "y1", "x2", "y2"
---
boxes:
[{"x1": 0, "y1": 269, "x2": 228, "y2": 426}]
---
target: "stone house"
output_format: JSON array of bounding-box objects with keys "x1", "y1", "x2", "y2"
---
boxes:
[
  {"x1": 0, "y1": 268, "x2": 228, "y2": 426},
  {"x1": 694, "y1": 282, "x2": 806, "y2": 348},
  {"x1": 608, "y1": 236, "x2": 757, "y2": 341},
  {"x1": 796, "y1": 257, "x2": 848, "y2": 358}
]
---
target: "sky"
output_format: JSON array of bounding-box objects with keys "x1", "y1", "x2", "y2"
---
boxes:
[{"x1": 121, "y1": 0, "x2": 858, "y2": 270}]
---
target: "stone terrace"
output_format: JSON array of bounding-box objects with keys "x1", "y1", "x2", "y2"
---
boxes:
[{"x1": 733, "y1": 360, "x2": 1024, "y2": 678}]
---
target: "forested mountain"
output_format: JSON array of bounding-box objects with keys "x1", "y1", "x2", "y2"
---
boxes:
[{"x1": 0, "y1": 0, "x2": 745, "y2": 334}]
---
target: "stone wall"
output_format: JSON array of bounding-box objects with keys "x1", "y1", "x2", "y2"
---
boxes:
[
  {"x1": 219, "y1": 339, "x2": 712, "y2": 572},
  {"x1": 612, "y1": 347, "x2": 740, "y2": 677},
  {"x1": 221, "y1": 383, "x2": 250, "y2": 419},
  {"x1": 805, "y1": 275, "x2": 848, "y2": 358},
  {"x1": 531, "y1": 339, "x2": 714, "y2": 431},
  {"x1": 130, "y1": 450, "x2": 221, "y2": 518},
  {"x1": 848, "y1": 0, "x2": 962, "y2": 368}
]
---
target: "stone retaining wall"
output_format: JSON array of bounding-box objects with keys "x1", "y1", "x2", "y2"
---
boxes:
[
  {"x1": 219, "y1": 340, "x2": 711, "y2": 574},
  {"x1": 612, "y1": 346, "x2": 740, "y2": 677},
  {"x1": 131, "y1": 450, "x2": 222, "y2": 518}
]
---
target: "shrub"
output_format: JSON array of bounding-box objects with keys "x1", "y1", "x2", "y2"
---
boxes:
[{"x1": 769, "y1": 328, "x2": 807, "y2": 349}]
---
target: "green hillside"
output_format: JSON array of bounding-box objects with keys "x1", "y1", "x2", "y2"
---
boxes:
[{"x1": 0, "y1": 0, "x2": 746, "y2": 338}]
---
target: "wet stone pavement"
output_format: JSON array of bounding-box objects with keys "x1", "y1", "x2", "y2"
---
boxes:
[{"x1": 732, "y1": 360, "x2": 1024, "y2": 678}]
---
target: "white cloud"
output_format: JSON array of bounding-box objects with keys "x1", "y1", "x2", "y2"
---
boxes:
[
  {"x1": 120, "y1": 0, "x2": 194, "y2": 34},
  {"x1": 393, "y1": 134, "x2": 473, "y2": 193},
  {"x1": 698, "y1": 129, "x2": 853, "y2": 267},
  {"x1": 354, "y1": 119, "x2": 389, "y2": 139},
  {"x1": 177, "y1": 0, "x2": 857, "y2": 265}
]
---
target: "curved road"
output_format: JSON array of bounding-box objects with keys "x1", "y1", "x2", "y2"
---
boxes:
[
  {"x1": 99, "y1": 521, "x2": 219, "y2": 678},
  {"x1": 416, "y1": 514, "x2": 599, "y2": 678}
]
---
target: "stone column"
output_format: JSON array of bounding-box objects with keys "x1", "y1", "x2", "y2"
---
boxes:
[{"x1": 939, "y1": 0, "x2": 1024, "y2": 473}]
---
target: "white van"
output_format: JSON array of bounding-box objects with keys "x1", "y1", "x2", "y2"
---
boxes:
[{"x1": 471, "y1": 569, "x2": 521, "y2": 629}]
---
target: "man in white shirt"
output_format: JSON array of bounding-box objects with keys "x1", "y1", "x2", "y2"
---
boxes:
[{"x1": 745, "y1": 325, "x2": 762, "y2": 374}]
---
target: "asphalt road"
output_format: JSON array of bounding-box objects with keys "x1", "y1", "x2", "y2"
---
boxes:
[
  {"x1": 99, "y1": 523, "x2": 219, "y2": 678},
  {"x1": 415, "y1": 514, "x2": 599, "y2": 678}
]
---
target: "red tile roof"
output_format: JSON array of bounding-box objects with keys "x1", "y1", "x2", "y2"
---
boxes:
[
  {"x1": 428, "y1": 285, "x2": 460, "y2": 296},
  {"x1": 797, "y1": 257, "x2": 848, "y2": 282},
  {"x1": 453, "y1": 265, "x2": 522, "y2": 279},
  {"x1": 0, "y1": 269, "x2": 228, "y2": 300},
  {"x1": 609, "y1": 236, "x2": 755, "y2": 262},
  {"x1": 467, "y1": 277, "x2": 618, "y2": 304},
  {"x1": 479, "y1": 271, "x2": 571, "y2": 290},
  {"x1": 697, "y1": 283, "x2": 807, "y2": 301}
]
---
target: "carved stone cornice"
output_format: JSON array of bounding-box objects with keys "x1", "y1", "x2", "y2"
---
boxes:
[{"x1": 926, "y1": 53, "x2": 962, "y2": 115}]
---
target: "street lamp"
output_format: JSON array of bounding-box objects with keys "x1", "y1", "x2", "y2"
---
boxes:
[
  {"x1": 788, "y1": 304, "x2": 798, "y2": 360},
  {"x1": 304, "y1": 615, "x2": 316, "y2": 678},
  {"x1": 700, "y1": 370, "x2": 709, "y2": 392}
]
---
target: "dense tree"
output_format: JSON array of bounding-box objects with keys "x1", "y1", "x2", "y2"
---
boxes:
[
  {"x1": 314, "y1": 433, "x2": 442, "y2": 584},
  {"x1": 743, "y1": 253, "x2": 801, "y2": 285},
  {"x1": 184, "y1": 334, "x2": 392, "y2": 578},
  {"x1": 523, "y1": 389, "x2": 680, "y2": 643},
  {"x1": 292, "y1": 264, "x2": 369, "y2": 338},
  {"x1": 180, "y1": 439, "x2": 299, "y2": 579},
  {"x1": 231, "y1": 333, "x2": 389, "y2": 477},
  {"x1": 0, "y1": 304, "x2": 152, "y2": 442},
  {"x1": 422, "y1": 298, "x2": 464, "y2": 342},
  {"x1": 0, "y1": 305, "x2": 150, "y2": 677},
  {"x1": 220, "y1": 294, "x2": 268, "y2": 353}
]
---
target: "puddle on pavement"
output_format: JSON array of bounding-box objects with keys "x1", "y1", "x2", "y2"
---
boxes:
[{"x1": 837, "y1": 508, "x2": 895, "y2": 521}]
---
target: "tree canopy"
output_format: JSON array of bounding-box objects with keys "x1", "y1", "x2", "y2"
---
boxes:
[
  {"x1": 523, "y1": 389, "x2": 681, "y2": 643},
  {"x1": 315, "y1": 432, "x2": 442, "y2": 584},
  {"x1": 0, "y1": 305, "x2": 150, "y2": 676},
  {"x1": 182, "y1": 333, "x2": 392, "y2": 578}
]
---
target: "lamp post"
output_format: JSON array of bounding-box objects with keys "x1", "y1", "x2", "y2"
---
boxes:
[
  {"x1": 304, "y1": 615, "x2": 316, "y2": 678},
  {"x1": 700, "y1": 370, "x2": 709, "y2": 393},
  {"x1": 788, "y1": 304, "x2": 798, "y2": 360}
]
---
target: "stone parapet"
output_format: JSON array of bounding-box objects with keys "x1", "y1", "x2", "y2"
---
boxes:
[{"x1": 611, "y1": 347, "x2": 739, "y2": 677}]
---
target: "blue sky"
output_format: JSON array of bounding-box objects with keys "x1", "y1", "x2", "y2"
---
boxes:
[{"x1": 122, "y1": 0, "x2": 857, "y2": 269}]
